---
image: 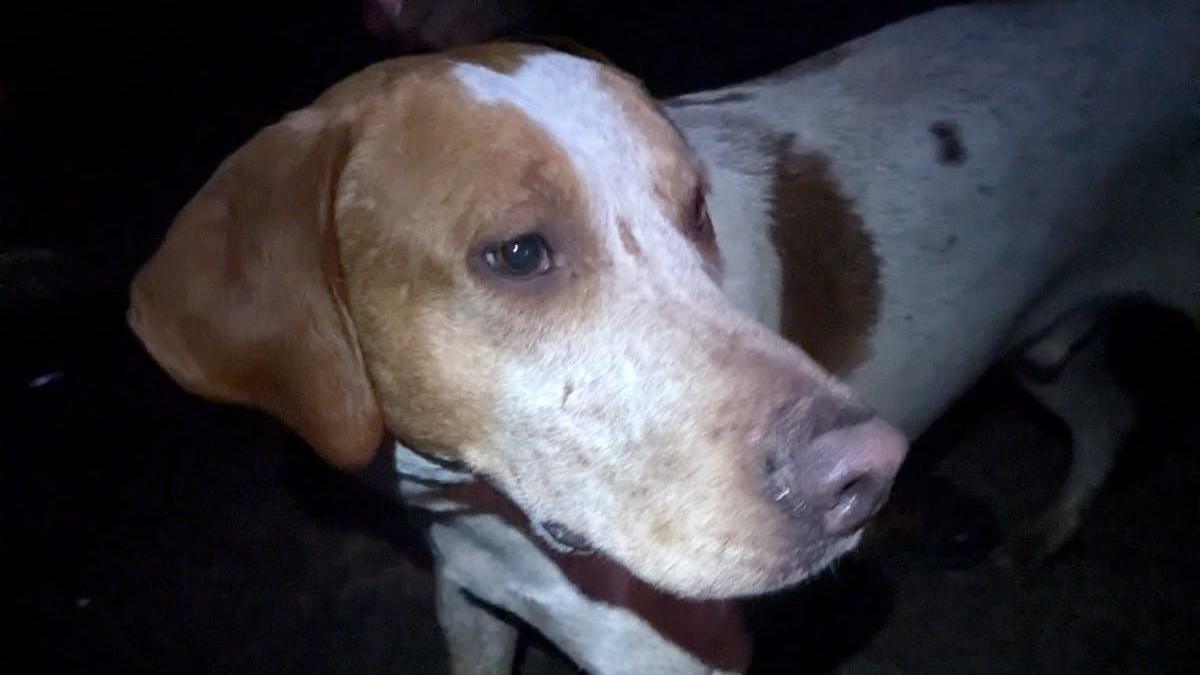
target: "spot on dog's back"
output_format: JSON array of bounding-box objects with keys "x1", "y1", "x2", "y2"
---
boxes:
[
  {"x1": 770, "y1": 142, "x2": 881, "y2": 375},
  {"x1": 929, "y1": 120, "x2": 966, "y2": 165},
  {"x1": 617, "y1": 218, "x2": 644, "y2": 260}
]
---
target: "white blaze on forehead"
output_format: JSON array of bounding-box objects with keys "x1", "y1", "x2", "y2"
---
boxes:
[
  {"x1": 450, "y1": 54, "x2": 779, "y2": 579},
  {"x1": 451, "y1": 53, "x2": 671, "y2": 268}
]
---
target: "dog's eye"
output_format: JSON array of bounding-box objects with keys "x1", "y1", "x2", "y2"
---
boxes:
[{"x1": 484, "y1": 233, "x2": 553, "y2": 278}]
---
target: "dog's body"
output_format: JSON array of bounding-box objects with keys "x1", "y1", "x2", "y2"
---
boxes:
[
  {"x1": 128, "y1": 1, "x2": 1197, "y2": 673},
  {"x1": 672, "y1": 0, "x2": 1199, "y2": 567},
  {"x1": 673, "y1": 0, "x2": 1198, "y2": 436},
  {"x1": 399, "y1": 2, "x2": 1199, "y2": 672}
]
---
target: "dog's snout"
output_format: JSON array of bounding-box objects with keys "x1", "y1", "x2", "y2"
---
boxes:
[
  {"x1": 768, "y1": 402, "x2": 908, "y2": 536},
  {"x1": 804, "y1": 396, "x2": 875, "y2": 439}
]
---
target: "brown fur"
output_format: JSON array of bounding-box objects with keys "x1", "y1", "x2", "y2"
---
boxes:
[
  {"x1": 333, "y1": 72, "x2": 601, "y2": 462},
  {"x1": 128, "y1": 116, "x2": 384, "y2": 469},
  {"x1": 127, "y1": 44, "x2": 595, "y2": 469},
  {"x1": 770, "y1": 140, "x2": 882, "y2": 375},
  {"x1": 616, "y1": 219, "x2": 645, "y2": 260},
  {"x1": 129, "y1": 43, "x2": 895, "y2": 604}
]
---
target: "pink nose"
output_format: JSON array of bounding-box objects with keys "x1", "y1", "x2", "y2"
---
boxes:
[
  {"x1": 769, "y1": 404, "x2": 909, "y2": 535},
  {"x1": 804, "y1": 417, "x2": 908, "y2": 534}
]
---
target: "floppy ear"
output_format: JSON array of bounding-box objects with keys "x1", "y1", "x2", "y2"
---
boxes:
[{"x1": 128, "y1": 114, "x2": 385, "y2": 470}]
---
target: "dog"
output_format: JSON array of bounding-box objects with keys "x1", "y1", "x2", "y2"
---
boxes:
[{"x1": 127, "y1": 0, "x2": 1198, "y2": 672}]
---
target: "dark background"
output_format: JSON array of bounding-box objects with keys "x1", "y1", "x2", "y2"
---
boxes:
[{"x1": 2, "y1": 1, "x2": 1198, "y2": 673}]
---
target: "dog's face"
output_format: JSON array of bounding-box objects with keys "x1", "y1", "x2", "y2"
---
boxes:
[{"x1": 129, "y1": 45, "x2": 906, "y2": 598}]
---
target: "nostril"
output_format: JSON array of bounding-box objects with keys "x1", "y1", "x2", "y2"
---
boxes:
[
  {"x1": 764, "y1": 453, "x2": 781, "y2": 476},
  {"x1": 824, "y1": 473, "x2": 889, "y2": 535},
  {"x1": 838, "y1": 474, "x2": 871, "y2": 505}
]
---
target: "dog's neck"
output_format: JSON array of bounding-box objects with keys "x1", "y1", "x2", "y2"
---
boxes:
[
  {"x1": 663, "y1": 83, "x2": 885, "y2": 380},
  {"x1": 362, "y1": 440, "x2": 752, "y2": 672}
]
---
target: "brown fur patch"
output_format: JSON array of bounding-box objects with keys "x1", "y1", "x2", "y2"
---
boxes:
[
  {"x1": 617, "y1": 218, "x2": 644, "y2": 259},
  {"x1": 129, "y1": 116, "x2": 384, "y2": 470},
  {"x1": 770, "y1": 140, "x2": 881, "y2": 375},
  {"x1": 129, "y1": 44, "x2": 597, "y2": 470},
  {"x1": 334, "y1": 70, "x2": 601, "y2": 464}
]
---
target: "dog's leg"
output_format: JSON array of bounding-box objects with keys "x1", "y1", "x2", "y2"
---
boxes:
[
  {"x1": 1005, "y1": 316, "x2": 1135, "y2": 568},
  {"x1": 436, "y1": 567, "x2": 520, "y2": 675},
  {"x1": 1017, "y1": 307, "x2": 1101, "y2": 379}
]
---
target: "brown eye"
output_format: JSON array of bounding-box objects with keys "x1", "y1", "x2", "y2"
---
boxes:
[{"x1": 484, "y1": 233, "x2": 553, "y2": 278}]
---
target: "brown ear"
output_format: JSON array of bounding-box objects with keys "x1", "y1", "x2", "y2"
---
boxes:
[{"x1": 128, "y1": 114, "x2": 384, "y2": 470}]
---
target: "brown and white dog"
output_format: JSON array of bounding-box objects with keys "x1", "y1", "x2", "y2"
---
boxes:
[{"x1": 127, "y1": 1, "x2": 1198, "y2": 673}]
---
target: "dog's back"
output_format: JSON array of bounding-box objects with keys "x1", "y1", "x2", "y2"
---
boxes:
[
  {"x1": 669, "y1": 0, "x2": 1199, "y2": 433},
  {"x1": 667, "y1": 0, "x2": 1197, "y2": 568}
]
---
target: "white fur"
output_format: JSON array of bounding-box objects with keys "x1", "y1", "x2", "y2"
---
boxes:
[
  {"x1": 668, "y1": 0, "x2": 1199, "y2": 434},
  {"x1": 454, "y1": 56, "x2": 667, "y2": 276},
  {"x1": 449, "y1": 52, "x2": 853, "y2": 599},
  {"x1": 430, "y1": 511, "x2": 736, "y2": 675},
  {"x1": 395, "y1": 442, "x2": 475, "y2": 513}
]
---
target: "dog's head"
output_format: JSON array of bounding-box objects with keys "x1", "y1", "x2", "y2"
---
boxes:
[{"x1": 129, "y1": 45, "x2": 906, "y2": 598}]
